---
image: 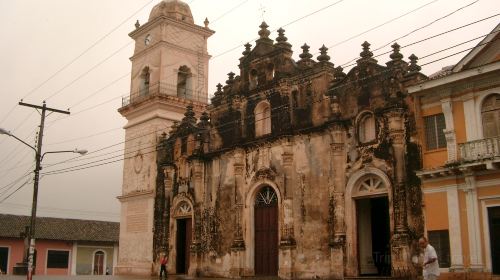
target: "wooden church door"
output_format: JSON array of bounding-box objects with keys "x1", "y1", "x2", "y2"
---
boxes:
[{"x1": 254, "y1": 186, "x2": 278, "y2": 276}]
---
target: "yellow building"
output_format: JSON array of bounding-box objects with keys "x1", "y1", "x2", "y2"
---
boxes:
[{"x1": 408, "y1": 23, "x2": 500, "y2": 278}]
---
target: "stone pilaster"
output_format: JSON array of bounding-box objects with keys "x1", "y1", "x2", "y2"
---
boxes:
[
  {"x1": 192, "y1": 159, "x2": 204, "y2": 204},
  {"x1": 447, "y1": 186, "x2": 464, "y2": 271},
  {"x1": 329, "y1": 123, "x2": 346, "y2": 279},
  {"x1": 385, "y1": 109, "x2": 411, "y2": 274},
  {"x1": 461, "y1": 168, "x2": 484, "y2": 271},
  {"x1": 230, "y1": 149, "x2": 246, "y2": 277},
  {"x1": 230, "y1": 205, "x2": 245, "y2": 278},
  {"x1": 282, "y1": 139, "x2": 294, "y2": 199}
]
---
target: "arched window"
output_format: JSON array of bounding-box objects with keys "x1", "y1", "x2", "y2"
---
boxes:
[
  {"x1": 139, "y1": 67, "x2": 150, "y2": 96},
  {"x1": 255, "y1": 186, "x2": 277, "y2": 206},
  {"x1": 249, "y1": 69, "x2": 258, "y2": 90},
  {"x1": 177, "y1": 65, "x2": 192, "y2": 98},
  {"x1": 358, "y1": 113, "x2": 376, "y2": 143},
  {"x1": 255, "y1": 101, "x2": 271, "y2": 137},
  {"x1": 353, "y1": 175, "x2": 387, "y2": 197},
  {"x1": 481, "y1": 94, "x2": 500, "y2": 138}
]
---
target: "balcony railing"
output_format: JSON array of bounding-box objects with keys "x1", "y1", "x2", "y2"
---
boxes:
[
  {"x1": 121, "y1": 82, "x2": 208, "y2": 107},
  {"x1": 459, "y1": 136, "x2": 500, "y2": 162}
]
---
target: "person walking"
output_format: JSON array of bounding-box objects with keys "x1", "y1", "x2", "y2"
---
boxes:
[
  {"x1": 419, "y1": 236, "x2": 440, "y2": 280},
  {"x1": 159, "y1": 254, "x2": 168, "y2": 278}
]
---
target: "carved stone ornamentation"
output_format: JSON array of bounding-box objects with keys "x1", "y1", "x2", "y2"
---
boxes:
[{"x1": 252, "y1": 167, "x2": 276, "y2": 183}]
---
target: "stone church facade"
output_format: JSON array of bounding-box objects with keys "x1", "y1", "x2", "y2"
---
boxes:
[{"x1": 118, "y1": 0, "x2": 428, "y2": 278}]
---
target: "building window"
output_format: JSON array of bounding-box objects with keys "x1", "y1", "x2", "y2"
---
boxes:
[
  {"x1": 177, "y1": 65, "x2": 192, "y2": 98},
  {"x1": 255, "y1": 101, "x2": 271, "y2": 137},
  {"x1": 249, "y1": 69, "x2": 258, "y2": 90},
  {"x1": 424, "y1": 114, "x2": 446, "y2": 150},
  {"x1": 0, "y1": 247, "x2": 8, "y2": 274},
  {"x1": 358, "y1": 113, "x2": 376, "y2": 143},
  {"x1": 428, "y1": 230, "x2": 451, "y2": 268},
  {"x1": 481, "y1": 94, "x2": 500, "y2": 138},
  {"x1": 47, "y1": 250, "x2": 69, "y2": 269},
  {"x1": 139, "y1": 67, "x2": 150, "y2": 96}
]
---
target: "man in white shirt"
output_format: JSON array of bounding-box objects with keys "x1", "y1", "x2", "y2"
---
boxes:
[{"x1": 419, "y1": 236, "x2": 440, "y2": 280}]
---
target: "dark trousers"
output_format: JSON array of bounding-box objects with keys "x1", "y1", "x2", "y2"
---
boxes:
[{"x1": 160, "y1": 264, "x2": 167, "y2": 278}]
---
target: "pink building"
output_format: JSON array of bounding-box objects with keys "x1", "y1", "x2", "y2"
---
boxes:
[{"x1": 0, "y1": 214, "x2": 118, "y2": 276}]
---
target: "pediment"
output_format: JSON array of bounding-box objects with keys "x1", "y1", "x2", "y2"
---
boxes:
[{"x1": 453, "y1": 23, "x2": 500, "y2": 72}]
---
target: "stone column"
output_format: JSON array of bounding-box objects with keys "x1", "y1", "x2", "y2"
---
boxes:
[
  {"x1": 329, "y1": 123, "x2": 346, "y2": 279},
  {"x1": 441, "y1": 97, "x2": 457, "y2": 162},
  {"x1": 462, "y1": 168, "x2": 484, "y2": 271}
]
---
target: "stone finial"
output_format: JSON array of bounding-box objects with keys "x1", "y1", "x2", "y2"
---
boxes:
[
  {"x1": 171, "y1": 121, "x2": 180, "y2": 134},
  {"x1": 216, "y1": 83, "x2": 223, "y2": 94},
  {"x1": 276, "y1": 28, "x2": 287, "y2": 43},
  {"x1": 242, "y1": 43, "x2": 252, "y2": 56},
  {"x1": 275, "y1": 28, "x2": 292, "y2": 50},
  {"x1": 200, "y1": 111, "x2": 209, "y2": 123},
  {"x1": 317, "y1": 45, "x2": 331, "y2": 62},
  {"x1": 135, "y1": 20, "x2": 140, "y2": 29},
  {"x1": 408, "y1": 54, "x2": 422, "y2": 73},
  {"x1": 299, "y1": 44, "x2": 313, "y2": 60},
  {"x1": 204, "y1": 17, "x2": 209, "y2": 28},
  {"x1": 198, "y1": 111, "x2": 210, "y2": 128},
  {"x1": 390, "y1": 42, "x2": 403, "y2": 61},
  {"x1": 334, "y1": 66, "x2": 346, "y2": 81},
  {"x1": 183, "y1": 104, "x2": 197, "y2": 125},
  {"x1": 226, "y1": 72, "x2": 235, "y2": 84},
  {"x1": 360, "y1": 41, "x2": 373, "y2": 59},
  {"x1": 258, "y1": 21, "x2": 271, "y2": 39}
]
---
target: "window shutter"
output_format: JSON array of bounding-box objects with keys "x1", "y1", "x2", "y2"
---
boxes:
[{"x1": 481, "y1": 94, "x2": 500, "y2": 138}]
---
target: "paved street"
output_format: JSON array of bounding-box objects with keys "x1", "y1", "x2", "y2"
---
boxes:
[{"x1": 0, "y1": 275, "x2": 220, "y2": 280}]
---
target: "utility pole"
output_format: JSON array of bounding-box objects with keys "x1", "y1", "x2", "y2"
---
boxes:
[{"x1": 19, "y1": 101, "x2": 69, "y2": 280}]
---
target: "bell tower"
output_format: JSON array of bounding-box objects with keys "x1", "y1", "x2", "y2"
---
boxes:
[{"x1": 116, "y1": 0, "x2": 214, "y2": 275}]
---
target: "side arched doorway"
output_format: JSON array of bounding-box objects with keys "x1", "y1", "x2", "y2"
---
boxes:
[
  {"x1": 174, "y1": 200, "x2": 193, "y2": 274},
  {"x1": 346, "y1": 170, "x2": 393, "y2": 277},
  {"x1": 254, "y1": 186, "x2": 279, "y2": 276}
]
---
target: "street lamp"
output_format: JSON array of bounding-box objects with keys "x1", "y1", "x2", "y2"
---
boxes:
[{"x1": 0, "y1": 127, "x2": 86, "y2": 279}]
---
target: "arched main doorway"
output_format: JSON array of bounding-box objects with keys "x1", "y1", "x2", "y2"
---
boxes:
[
  {"x1": 354, "y1": 176, "x2": 391, "y2": 276},
  {"x1": 254, "y1": 186, "x2": 279, "y2": 276}
]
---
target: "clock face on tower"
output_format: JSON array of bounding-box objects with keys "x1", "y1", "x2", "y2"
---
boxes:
[{"x1": 144, "y1": 34, "x2": 152, "y2": 45}]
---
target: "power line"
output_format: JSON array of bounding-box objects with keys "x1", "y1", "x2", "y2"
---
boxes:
[
  {"x1": 1, "y1": 2, "x2": 492, "y2": 176},
  {"x1": 372, "y1": 0, "x2": 479, "y2": 52},
  {"x1": 325, "y1": 0, "x2": 439, "y2": 52},
  {"x1": 0, "y1": 178, "x2": 33, "y2": 203},
  {"x1": 44, "y1": 42, "x2": 133, "y2": 102},
  {"x1": 212, "y1": 0, "x2": 347, "y2": 59},
  {"x1": 0, "y1": 0, "x2": 156, "y2": 126},
  {"x1": 39, "y1": 31, "x2": 497, "y2": 174},
  {"x1": 6, "y1": 16, "x2": 493, "y2": 173},
  {"x1": 0, "y1": 169, "x2": 33, "y2": 193},
  {"x1": 40, "y1": 39, "x2": 499, "y2": 176}
]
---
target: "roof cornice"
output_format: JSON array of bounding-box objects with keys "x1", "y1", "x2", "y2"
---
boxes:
[{"x1": 407, "y1": 61, "x2": 500, "y2": 94}]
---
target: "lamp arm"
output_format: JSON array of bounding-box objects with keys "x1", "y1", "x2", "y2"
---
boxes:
[{"x1": 9, "y1": 134, "x2": 37, "y2": 152}]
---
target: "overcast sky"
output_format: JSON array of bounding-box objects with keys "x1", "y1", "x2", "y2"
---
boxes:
[{"x1": 0, "y1": 0, "x2": 498, "y2": 222}]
